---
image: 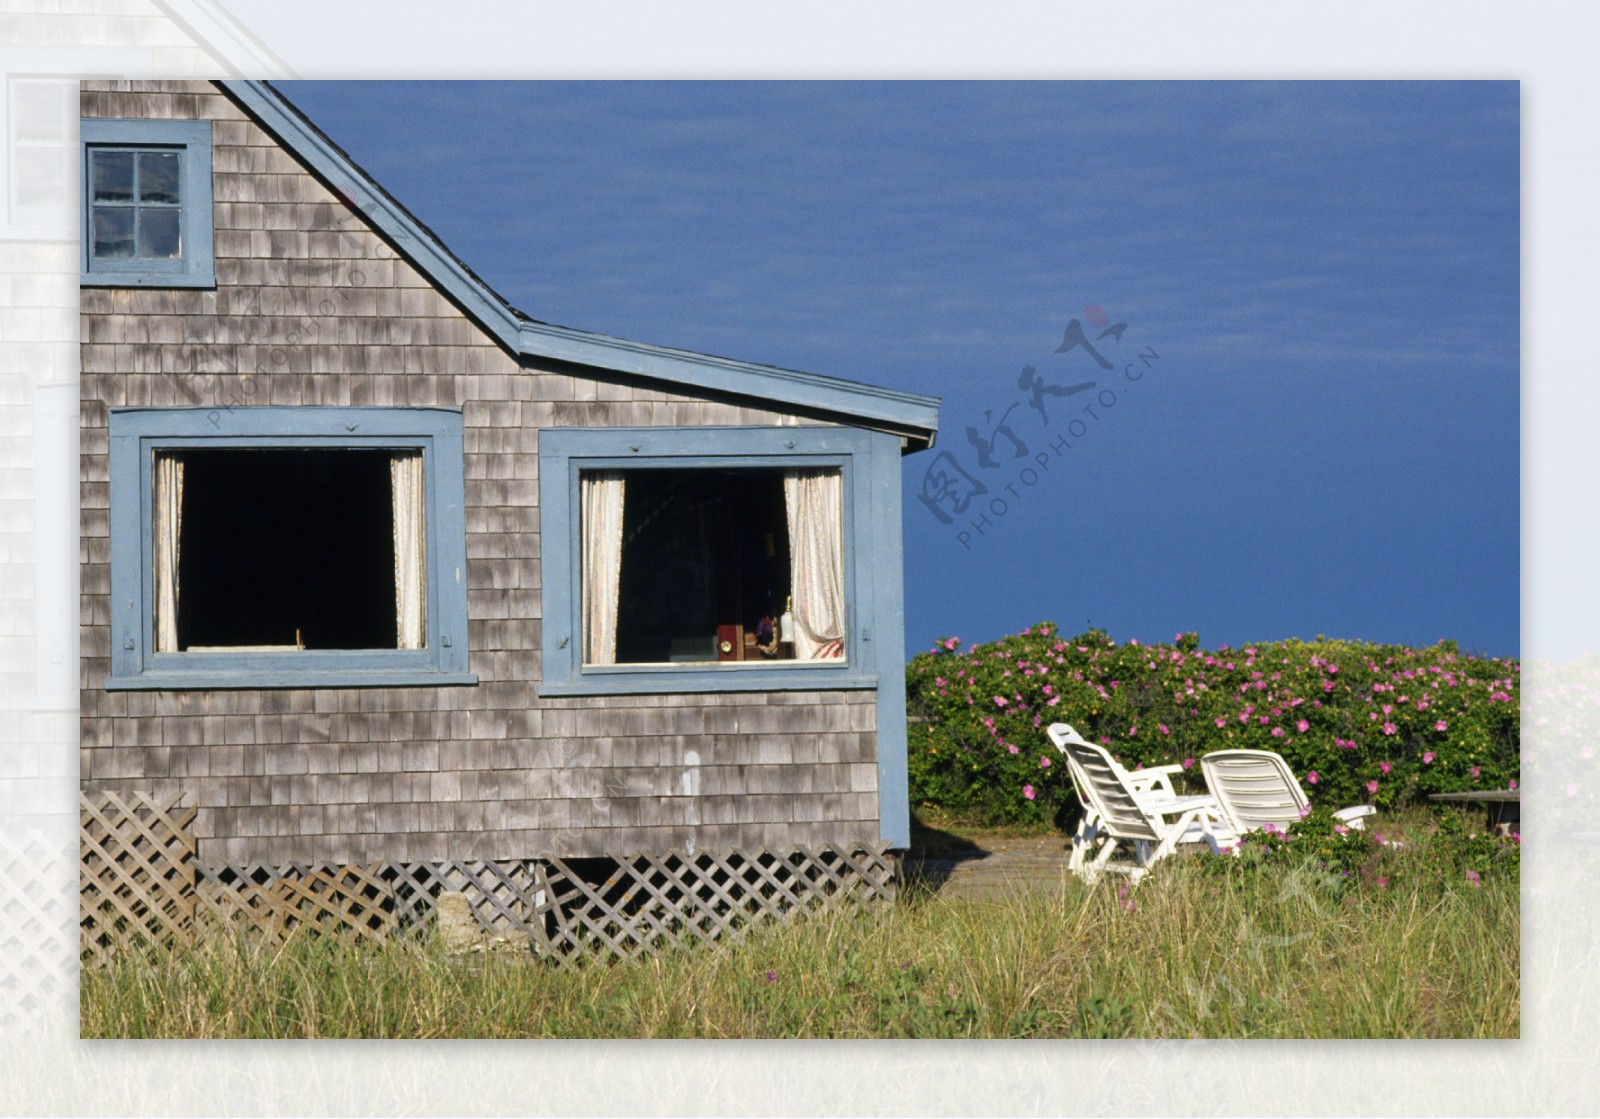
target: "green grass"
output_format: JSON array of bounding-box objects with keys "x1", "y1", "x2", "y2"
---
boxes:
[{"x1": 81, "y1": 815, "x2": 1518, "y2": 1039}]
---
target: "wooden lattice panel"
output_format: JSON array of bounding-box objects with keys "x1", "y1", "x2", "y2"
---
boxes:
[
  {"x1": 387, "y1": 860, "x2": 552, "y2": 940},
  {"x1": 80, "y1": 795, "x2": 895, "y2": 965},
  {"x1": 192, "y1": 862, "x2": 394, "y2": 944},
  {"x1": 79, "y1": 792, "x2": 197, "y2": 962},
  {"x1": 541, "y1": 843, "x2": 897, "y2": 962},
  {"x1": 0, "y1": 829, "x2": 78, "y2": 1029}
]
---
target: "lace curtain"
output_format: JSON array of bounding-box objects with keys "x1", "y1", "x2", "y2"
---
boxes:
[
  {"x1": 784, "y1": 468, "x2": 846, "y2": 660},
  {"x1": 581, "y1": 471, "x2": 627, "y2": 665},
  {"x1": 153, "y1": 453, "x2": 183, "y2": 653},
  {"x1": 391, "y1": 451, "x2": 427, "y2": 649}
]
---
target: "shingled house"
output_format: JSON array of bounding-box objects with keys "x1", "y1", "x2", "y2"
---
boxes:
[{"x1": 78, "y1": 80, "x2": 939, "y2": 939}]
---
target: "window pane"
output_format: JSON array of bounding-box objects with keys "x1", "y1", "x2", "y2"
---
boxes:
[
  {"x1": 175, "y1": 449, "x2": 400, "y2": 651},
  {"x1": 138, "y1": 151, "x2": 181, "y2": 204},
  {"x1": 593, "y1": 469, "x2": 798, "y2": 665},
  {"x1": 13, "y1": 146, "x2": 68, "y2": 210},
  {"x1": 91, "y1": 150, "x2": 133, "y2": 202},
  {"x1": 11, "y1": 78, "x2": 71, "y2": 145},
  {"x1": 91, "y1": 207, "x2": 134, "y2": 259},
  {"x1": 138, "y1": 208, "x2": 182, "y2": 259}
]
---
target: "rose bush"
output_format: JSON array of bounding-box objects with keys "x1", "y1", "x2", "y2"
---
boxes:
[{"x1": 906, "y1": 623, "x2": 1520, "y2": 824}]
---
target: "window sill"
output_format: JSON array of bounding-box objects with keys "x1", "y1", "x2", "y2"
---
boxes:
[
  {"x1": 539, "y1": 664, "x2": 877, "y2": 698},
  {"x1": 81, "y1": 271, "x2": 217, "y2": 289},
  {"x1": 104, "y1": 669, "x2": 479, "y2": 691}
]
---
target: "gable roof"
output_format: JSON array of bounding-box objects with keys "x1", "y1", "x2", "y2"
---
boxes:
[{"x1": 217, "y1": 80, "x2": 941, "y2": 450}]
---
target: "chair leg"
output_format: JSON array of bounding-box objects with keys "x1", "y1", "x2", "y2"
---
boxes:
[
  {"x1": 1069, "y1": 810, "x2": 1101, "y2": 875},
  {"x1": 1082, "y1": 834, "x2": 1123, "y2": 886}
]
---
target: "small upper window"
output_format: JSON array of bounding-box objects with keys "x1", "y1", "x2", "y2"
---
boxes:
[{"x1": 80, "y1": 119, "x2": 213, "y2": 287}]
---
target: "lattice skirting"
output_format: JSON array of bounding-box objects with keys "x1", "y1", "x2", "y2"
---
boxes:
[{"x1": 80, "y1": 792, "x2": 897, "y2": 965}]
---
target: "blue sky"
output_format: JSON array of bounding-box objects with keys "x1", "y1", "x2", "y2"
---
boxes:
[{"x1": 280, "y1": 80, "x2": 1520, "y2": 659}]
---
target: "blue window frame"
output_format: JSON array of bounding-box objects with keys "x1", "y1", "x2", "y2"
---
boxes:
[
  {"x1": 106, "y1": 406, "x2": 475, "y2": 690},
  {"x1": 80, "y1": 118, "x2": 214, "y2": 288},
  {"x1": 538, "y1": 425, "x2": 890, "y2": 696}
]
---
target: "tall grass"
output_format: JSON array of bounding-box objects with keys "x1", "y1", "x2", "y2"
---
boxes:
[{"x1": 81, "y1": 842, "x2": 1517, "y2": 1039}]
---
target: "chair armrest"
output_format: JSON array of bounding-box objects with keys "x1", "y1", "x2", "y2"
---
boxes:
[
  {"x1": 1128, "y1": 764, "x2": 1184, "y2": 798},
  {"x1": 1334, "y1": 805, "x2": 1378, "y2": 829}
]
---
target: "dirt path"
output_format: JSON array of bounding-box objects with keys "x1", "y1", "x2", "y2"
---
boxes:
[{"x1": 904, "y1": 835, "x2": 1078, "y2": 900}]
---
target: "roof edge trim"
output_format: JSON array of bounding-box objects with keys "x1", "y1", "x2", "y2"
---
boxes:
[{"x1": 216, "y1": 79, "x2": 940, "y2": 446}]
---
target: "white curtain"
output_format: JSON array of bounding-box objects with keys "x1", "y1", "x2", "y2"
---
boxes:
[
  {"x1": 784, "y1": 468, "x2": 846, "y2": 660},
  {"x1": 153, "y1": 453, "x2": 183, "y2": 653},
  {"x1": 582, "y1": 471, "x2": 627, "y2": 665},
  {"x1": 391, "y1": 451, "x2": 427, "y2": 649}
]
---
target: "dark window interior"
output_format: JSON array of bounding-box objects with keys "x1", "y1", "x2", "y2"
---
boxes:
[
  {"x1": 612, "y1": 469, "x2": 790, "y2": 664},
  {"x1": 175, "y1": 449, "x2": 398, "y2": 651}
]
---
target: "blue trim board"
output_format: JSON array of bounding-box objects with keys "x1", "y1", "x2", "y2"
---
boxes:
[
  {"x1": 214, "y1": 80, "x2": 940, "y2": 449},
  {"x1": 80, "y1": 118, "x2": 215, "y2": 289},
  {"x1": 105, "y1": 406, "x2": 476, "y2": 691},
  {"x1": 861, "y1": 430, "x2": 911, "y2": 848}
]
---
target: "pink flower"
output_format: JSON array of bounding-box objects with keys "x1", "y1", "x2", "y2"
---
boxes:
[
  {"x1": 1434, "y1": 720, "x2": 1448, "y2": 732},
  {"x1": 1296, "y1": 719, "x2": 1309, "y2": 733},
  {"x1": 1376, "y1": 876, "x2": 1389, "y2": 889},
  {"x1": 1380, "y1": 761, "x2": 1392, "y2": 775},
  {"x1": 1509, "y1": 778, "x2": 1518, "y2": 790},
  {"x1": 1469, "y1": 766, "x2": 1481, "y2": 778},
  {"x1": 766, "y1": 970, "x2": 778, "y2": 982},
  {"x1": 1299, "y1": 805, "x2": 1312, "y2": 819},
  {"x1": 1367, "y1": 780, "x2": 1380, "y2": 794},
  {"x1": 1023, "y1": 785, "x2": 1036, "y2": 800},
  {"x1": 1128, "y1": 726, "x2": 1138, "y2": 737},
  {"x1": 1306, "y1": 771, "x2": 1319, "y2": 784},
  {"x1": 1465, "y1": 870, "x2": 1482, "y2": 888},
  {"x1": 1422, "y1": 752, "x2": 1435, "y2": 765},
  {"x1": 1271, "y1": 727, "x2": 1285, "y2": 737},
  {"x1": 1182, "y1": 757, "x2": 1196, "y2": 769},
  {"x1": 1007, "y1": 744, "x2": 1019, "y2": 755},
  {"x1": 1214, "y1": 717, "x2": 1227, "y2": 729},
  {"x1": 1039, "y1": 756, "x2": 1052, "y2": 769},
  {"x1": 1382, "y1": 722, "x2": 1397, "y2": 736},
  {"x1": 1333, "y1": 823, "x2": 1349, "y2": 836},
  {"x1": 994, "y1": 696, "x2": 1008, "y2": 707},
  {"x1": 1158, "y1": 724, "x2": 1170, "y2": 736}
]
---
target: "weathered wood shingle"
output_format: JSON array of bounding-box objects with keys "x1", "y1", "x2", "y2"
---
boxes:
[{"x1": 80, "y1": 79, "x2": 880, "y2": 864}]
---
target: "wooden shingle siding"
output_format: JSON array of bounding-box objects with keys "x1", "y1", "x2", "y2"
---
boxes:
[{"x1": 79, "y1": 81, "x2": 880, "y2": 863}]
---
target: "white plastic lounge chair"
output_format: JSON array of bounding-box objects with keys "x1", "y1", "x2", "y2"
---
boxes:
[
  {"x1": 1200, "y1": 749, "x2": 1376, "y2": 835},
  {"x1": 1050, "y1": 727, "x2": 1186, "y2": 866},
  {"x1": 1047, "y1": 723, "x2": 1239, "y2": 885}
]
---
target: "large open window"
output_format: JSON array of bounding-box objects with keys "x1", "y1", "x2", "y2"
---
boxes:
[
  {"x1": 583, "y1": 467, "x2": 847, "y2": 667},
  {"x1": 106, "y1": 407, "x2": 472, "y2": 689},
  {"x1": 540, "y1": 426, "x2": 881, "y2": 696},
  {"x1": 153, "y1": 448, "x2": 421, "y2": 654}
]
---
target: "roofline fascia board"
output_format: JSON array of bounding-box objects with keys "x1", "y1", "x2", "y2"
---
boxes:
[
  {"x1": 217, "y1": 79, "x2": 941, "y2": 447},
  {"x1": 518, "y1": 321, "x2": 941, "y2": 447}
]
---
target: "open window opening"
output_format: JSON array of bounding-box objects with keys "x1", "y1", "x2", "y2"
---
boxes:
[
  {"x1": 153, "y1": 448, "x2": 426, "y2": 653},
  {"x1": 581, "y1": 466, "x2": 846, "y2": 667}
]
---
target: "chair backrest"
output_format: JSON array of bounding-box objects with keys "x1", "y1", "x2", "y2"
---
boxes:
[
  {"x1": 1047, "y1": 723, "x2": 1162, "y2": 842},
  {"x1": 1200, "y1": 749, "x2": 1309, "y2": 832}
]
